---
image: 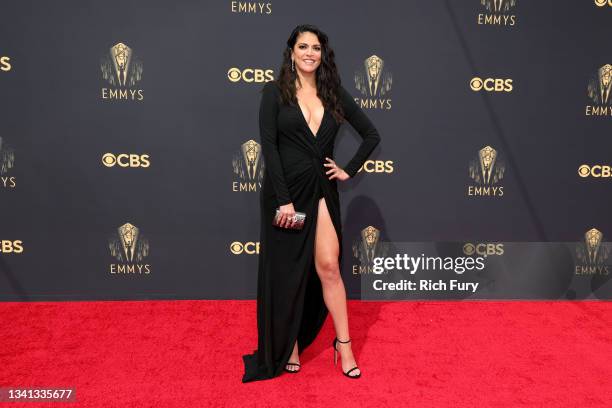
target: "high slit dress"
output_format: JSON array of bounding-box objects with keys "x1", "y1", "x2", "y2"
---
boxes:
[{"x1": 241, "y1": 80, "x2": 380, "y2": 383}]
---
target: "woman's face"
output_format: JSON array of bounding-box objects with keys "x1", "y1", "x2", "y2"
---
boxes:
[{"x1": 291, "y1": 31, "x2": 321, "y2": 74}]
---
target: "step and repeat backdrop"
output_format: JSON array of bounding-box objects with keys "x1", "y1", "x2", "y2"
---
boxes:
[{"x1": 1, "y1": 1, "x2": 611, "y2": 301}]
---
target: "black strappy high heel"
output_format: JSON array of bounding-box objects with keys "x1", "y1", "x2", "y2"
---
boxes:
[
  {"x1": 283, "y1": 361, "x2": 301, "y2": 373},
  {"x1": 332, "y1": 337, "x2": 361, "y2": 379}
]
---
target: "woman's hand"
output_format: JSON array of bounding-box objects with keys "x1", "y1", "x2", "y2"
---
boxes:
[
  {"x1": 278, "y1": 202, "x2": 296, "y2": 228},
  {"x1": 324, "y1": 157, "x2": 350, "y2": 181}
]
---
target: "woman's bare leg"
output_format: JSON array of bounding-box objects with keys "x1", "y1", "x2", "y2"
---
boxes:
[{"x1": 313, "y1": 197, "x2": 360, "y2": 376}]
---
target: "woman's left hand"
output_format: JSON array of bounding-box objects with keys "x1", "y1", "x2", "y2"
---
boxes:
[{"x1": 324, "y1": 157, "x2": 350, "y2": 181}]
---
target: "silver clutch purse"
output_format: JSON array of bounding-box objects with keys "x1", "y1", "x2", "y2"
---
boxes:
[{"x1": 272, "y1": 208, "x2": 306, "y2": 230}]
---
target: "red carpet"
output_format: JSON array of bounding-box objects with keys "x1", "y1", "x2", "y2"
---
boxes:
[{"x1": 0, "y1": 300, "x2": 611, "y2": 407}]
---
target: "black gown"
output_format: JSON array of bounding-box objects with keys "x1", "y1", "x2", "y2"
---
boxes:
[{"x1": 241, "y1": 80, "x2": 380, "y2": 382}]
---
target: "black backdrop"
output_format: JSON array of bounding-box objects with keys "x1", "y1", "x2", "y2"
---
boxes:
[{"x1": 1, "y1": 0, "x2": 611, "y2": 301}]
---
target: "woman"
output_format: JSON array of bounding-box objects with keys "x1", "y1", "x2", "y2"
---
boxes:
[{"x1": 242, "y1": 24, "x2": 380, "y2": 382}]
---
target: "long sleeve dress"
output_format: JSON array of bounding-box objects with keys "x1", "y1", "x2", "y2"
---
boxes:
[{"x1": 241, "y1": 80, "x2": 380, "y2": 383}]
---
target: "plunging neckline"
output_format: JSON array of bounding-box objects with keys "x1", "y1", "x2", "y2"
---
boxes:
[{"x1": 296, "y1": 99, "x2": 325, "y2": 139}]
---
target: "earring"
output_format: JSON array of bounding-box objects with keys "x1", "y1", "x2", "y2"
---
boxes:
[{"x1": 291, "y1": 59, "x2": 295, "y2": 72}]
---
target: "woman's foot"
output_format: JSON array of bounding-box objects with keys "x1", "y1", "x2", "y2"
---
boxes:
[
  {"x1": 285, "y1": 340, "x2": 300, "y2": 372},
  {"x1": 336, "y1": 339, "x2": 360, "y2": 377}
]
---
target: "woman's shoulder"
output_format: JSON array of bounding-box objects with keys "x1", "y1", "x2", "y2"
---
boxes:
[
  {"x1": 338, "y1": 83, "x2": 356, "y2": 100},
  {"x1": 257, "y1": 81, "x2": 281, "y2": 115},
  {"x1": 336, "y1": 83, "x2": 357, "y2": 113},
  {"x1": 262, "y1": 80, "x2": 281, "y2": 95},
  {"x1": 261, "y1": 80, "x2": 283, "y2": 107}
]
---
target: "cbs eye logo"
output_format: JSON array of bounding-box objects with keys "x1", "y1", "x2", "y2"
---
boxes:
[
  {"x1": 227, "y1": 67, "x2": 274, "y2": 83},
  {"x1": 463, "y1": 242, "x2": 504, "y2": 257},
  {"x1": 102, "y1": 153, "x2": 150, "y2": 168},
  {"x1": 578, "y1": 164, "x2": 612, "y2": 178},
  {"x1": 230, "y1": 241, "x2": 260, "y2": 255},
  {"x1": 595, "y1": 0, "x2": 612, "y2": 6},
  {"x1": 470, "y1": 77, "x2": 513, "y2": 92}
]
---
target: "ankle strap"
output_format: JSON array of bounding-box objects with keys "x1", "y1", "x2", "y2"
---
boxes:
[{"x1": 336, "y1": 338, "x2": 351, "y2": 343}]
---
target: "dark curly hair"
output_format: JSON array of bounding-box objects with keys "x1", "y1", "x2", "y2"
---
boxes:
[{"x1": 276, "y1": 24, "x2": 345, "y2": 123}]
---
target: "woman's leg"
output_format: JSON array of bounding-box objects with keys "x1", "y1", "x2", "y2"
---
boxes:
[
  {"x1": 286, "y1": 340, "x2": 300, "y2": 371},
  {"x1": 313, "y1": 197, "x2": 360, "y2": 375}
]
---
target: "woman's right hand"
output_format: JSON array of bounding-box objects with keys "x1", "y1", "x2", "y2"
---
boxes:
[{"x1": 278, "y1": 203, "x2": 296, "y2": 228}]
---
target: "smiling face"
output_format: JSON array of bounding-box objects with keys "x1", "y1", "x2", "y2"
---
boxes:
[{"x1": 291, "y1": 31, "x2": 321, "y2": 74}]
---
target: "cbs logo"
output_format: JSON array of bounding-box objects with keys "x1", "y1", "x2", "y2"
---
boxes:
[
  {"x1": 578, "y1": 164, "x2": 612, "y2": 178},
  {"x1": 0, "y1": 56, "x2": 11, "y2": 72},
  {"x1": 463, "y1": 243, "x2": 504, "y2": 257},
  {"x1": 358, "y1": 160, "x2": 394, "y2": 173},
  {"x1": 230, "y1": 241, "x2": 260, "y2": 255},
  {"x1": 227, "y1": 67, "x2": 274, "y2": 83},
  {"x1": 595, "y1": 0, "x2": 612, "y2": 6},
  {"x1": 470, "y1": 77, "x2": 513, "y2": 92},
  {"x1": 0, "y1": 240, "x2": 23, "y2": 253},
  {"x1": 102, "y1": 153, "x2": 150, "y2": 168}
]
